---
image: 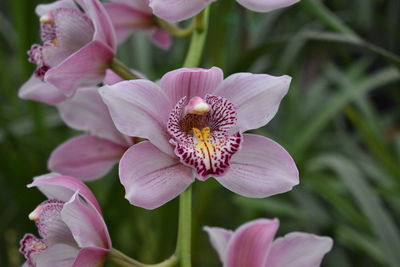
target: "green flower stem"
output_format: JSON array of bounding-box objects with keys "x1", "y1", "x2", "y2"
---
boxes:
[
  {"x1": 183, "y1": 7, "x2": 210, "y2": 68},
  {"x1": 108, "y1": 248, "x2": 147, "y2": 267},
  {"x1": 108, "y1": 248, "x2": 178, "y2": 267},
  {"x1": 109, "y1": 58, "x2": 139, "y2": 80},
  {"x1": 172, "y1": 7, "x2": 211, "y2": 267},
  {"x1": 175, "y1": 187, "x2": 192, "y2": 267},
  {"x1": 156, "y1": 18, "x2": 197, "y2": 38},
  {"x1": 110, "y1": 7, "x2": 209, "y2": 267}
]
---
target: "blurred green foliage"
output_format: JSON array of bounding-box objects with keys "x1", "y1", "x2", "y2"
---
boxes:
[{"x1": 1, "y1": 0, "x2": 400, "y2": 266}]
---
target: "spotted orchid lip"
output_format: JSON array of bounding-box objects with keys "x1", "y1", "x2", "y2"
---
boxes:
[
  {"x1": 168, "y1": 95, "x2": 242, "y2": 179},
  {"x1": 20, "y1": 199, "x2": 73, "y2": 266},
  {"x1": 27, "y1": 44, "x2": 51, "y2": 80},
  {"x1": 20, "y1": 233, "x2": 48, "y2": 267}
]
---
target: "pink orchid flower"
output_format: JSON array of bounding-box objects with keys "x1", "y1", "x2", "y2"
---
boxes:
[
  {"x1": 20, "y1": 174, "x2": 111, "y2": 267},
  {"x1": 47, "y1": 70, "x2": 146, "y2": 181},
  {"x1": 47, "y1": 70, "x2": 145, "y2": 181},
  {"x1": 149, "y1": 0, "x2": 300, "y2": 23},
  {"x1": 48, "y1": 85, "x2": 132, "y2": 181},
  {"x1": 19, "y1": 0, "x2": 117, "y2": 104},
  {"x1": 204, "y1": 218, "x2": 333, "y2": 267},
  {"x1": 104, "y1": 0, "x2": 171, "y2": 49},
  {"x1": 99, "y1": 67, "x2": 299, "y2": 209}
]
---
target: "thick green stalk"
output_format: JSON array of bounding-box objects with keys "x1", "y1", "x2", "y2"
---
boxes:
[
  {"x1": 108, "y1": 249, "x2": 148, "y2": 267},
  {"x1": 110, "y1": 6, "x2": 209, "y2": 267},
  {"x1": 183, "y1": 7, "x2": 210, "y2": 68},
  {"x1": 156, "y1": 18, "x2": 197, "y2": 38},
  {"x1": 175, "y1": 187, "x2": 192, "y2": 267},
  {"x1": 173, "y1": 8, "x2": 211, "y2": 267},
  {"x1": 108, "y1": 249, "x2": 178, "y2": 267},
  {"x1": 109, "y1": 58, "x2": 139, "y2": 80}
]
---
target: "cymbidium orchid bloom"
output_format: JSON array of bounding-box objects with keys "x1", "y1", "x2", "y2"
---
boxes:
[
  {"x1": 204, "y1": 218, "x2": 333, "y2": 267},
  {"x1": 104, "y1": 0, "x2": 171, "y2": 49},
  {"x1": 100, "y1": 67, "x2": 299, "y2": 209},
  {"x1": 48, "y1": 80, "x2": 134, "y2": 181},
  {"x1": 19, "y1": 174, "x2": 111, "y2": 267},
  {"x1": 19, "y1": 0, "x2": 117, "y2": 104},
  {"x1": 149, "y1": 0, "x2": 300, "y2": 23}
]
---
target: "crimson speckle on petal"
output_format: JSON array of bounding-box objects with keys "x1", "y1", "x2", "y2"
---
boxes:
[{"x1": 168, "y1": 95, "x2": 242, "y2": 179}]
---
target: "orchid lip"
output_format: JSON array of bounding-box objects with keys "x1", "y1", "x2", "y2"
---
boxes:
[
  {"x1": 20, "y1": 234, "x2": 48, "y2": 266},
  {"x1": 20, "y1": 199, "x2": 67, "y2": 266},
  {"x1": 168, "y1": 94, "x2": 242, "y2": 179}
]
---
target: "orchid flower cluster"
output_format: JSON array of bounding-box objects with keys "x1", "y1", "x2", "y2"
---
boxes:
[{"x1": 18, "y1": 0, "x2": 333, "y2": 266}]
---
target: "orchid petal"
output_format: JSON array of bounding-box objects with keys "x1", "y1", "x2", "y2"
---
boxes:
[
  {"x1": 216, "y1": 134, "x2": 299, "y2": 198},
  {"x1": 99, "y1": 80, "x2": 174, "y2": 156},
  {"x1": 35, "y1": 244, "x2": 79, "y2": 267},
  {"x1": 45, "y1": 40, "x2": 114, "y2": 96},
  {"x1": 18, "y1": 75, "x2": 67, "y2": 105},
  {"x1": 203, "y1": 226, "x2": 233, "y2": 263},
  {"x1": 149, "y1": 0, "x2": 214, "y2": 22},
  {"x1": 52, "y1": 8, "x2": 94, "y2": 51},
  {"x1": 160, "y1": 67, "x2": 223, "y2": 107},
  {"x1": 33, "y1": 200, "x2": 75, "y2": 246},
  {"x1": 113, "y1": 0, "x2": 152, "y2": 12},
  {"x1": 225, "y1": 219, "x2": 279, "y2": 267},
  {"x1": 35, "y1": 0, "x2": 77, "y2": 16},
  {"x1": 236, "y1": 0, "x2": 300, "y2": 13},
  {"x1": 120, "y1": 141, "x2": 194, "y2": 210},
  {"x1": 48, "y1": 135, "x2": 126, "y2": 181},
  {"x1": 104, "y1": 2, "x2": 152, "y2": 44},
  {"x1": 151, "y1": 28, "x2": 171, "y2": 50},
  {"x1": 266, "y1": 232, "x2": 333, "y2": 267},
  {"x1": 62, "y1": 192, "x2": 111, "y2": 249},
  {"x1": 28, "y1": 174, "x2": 101, "y2": 213},
  {"x1": 73, "y1": 247, "x2": 109, "y2": 267},
  {"x1": 76, "y1": 0, "x2": 117, "y2": 50},
  {"x1": 214, "y1": 73, "x2": 291, "y2": 132},
  {"x1": 56, "y1": 86, "x2": 127, "y2": 145},
  {"x1": 41, "y1": 45, "x2": 74, "y2": 67},
  {"x1": 103, "y1": 69, "x2": 124, "y2": 85}
]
